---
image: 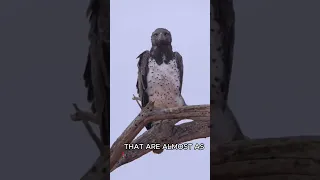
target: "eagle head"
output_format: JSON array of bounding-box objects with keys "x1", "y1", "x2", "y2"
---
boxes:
[{"x1": 151, "y1": 28, "x2": 172, "y2": 46}]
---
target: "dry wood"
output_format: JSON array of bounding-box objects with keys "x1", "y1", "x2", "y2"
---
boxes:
[
  {"x1": 71, "y1": 102, "x2": 210, "y2": 180},
  {"x1": 112, "y1": 120, "x2": 209, "y2": 171},
  {"x1": 212, "y1": 136, "x2": 320, "y2": 180}
]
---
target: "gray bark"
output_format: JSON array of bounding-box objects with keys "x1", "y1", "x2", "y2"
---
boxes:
[{"x1": 212, "y1": 136, "x2": 320, "y2": 180}]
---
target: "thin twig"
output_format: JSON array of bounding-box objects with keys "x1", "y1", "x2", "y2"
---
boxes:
[
  {"x1": 82, "y1": 121, "x2": 104, "y2": 154},
  {"x1": 70, "y1": 106, "x2": 98, "y2": 124},
  {"x1": 132, "y1": 94, "x2": 142, "y2": 109},
  {"x1": 72, "y1": 103, "x2": 103, "y2": 153}
]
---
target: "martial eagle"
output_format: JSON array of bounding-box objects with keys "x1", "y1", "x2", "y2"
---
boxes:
[{"x1": 136, "y1": 28, "x2": 186, "y2": 130}]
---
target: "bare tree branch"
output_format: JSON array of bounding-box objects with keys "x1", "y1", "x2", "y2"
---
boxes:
[
  {"x1": 71, "y1": 104, "x2": 103, "y2": 152},
  {"x1": 72, "y1": 103, "x2": 210, "y2": 180},
  {"x1": 212, "y1": 136, "x2": 320, "y2": 179},
  {"x1": 112, "y1": 120, "x2": 210, "y2": 171},
  {"x1": 70, "y1": 104, "x2": 98, "y2": 124},
  {"x1": 110, "y1": 103, "x2": 209, "y2": 169}
]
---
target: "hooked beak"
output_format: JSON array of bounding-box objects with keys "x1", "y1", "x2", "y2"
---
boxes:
[{"x1": 157, "y1": 33, "x2": 166, "y2": 42}]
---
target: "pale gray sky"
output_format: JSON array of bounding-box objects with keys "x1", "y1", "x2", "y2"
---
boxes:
[{"x1": 110, "y1": 0, "x2": 210, "y2": 179}]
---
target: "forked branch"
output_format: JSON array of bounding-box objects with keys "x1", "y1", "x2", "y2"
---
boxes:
[
  {"x1": 110, "y1": 102, "x2": 210, "y2": 169},
  {"x1": 112, "y1": 120, "x2": 210, "y2": 171},
  {"x1": 71, "y1": 102, "x2": 210, "y2": 180}
]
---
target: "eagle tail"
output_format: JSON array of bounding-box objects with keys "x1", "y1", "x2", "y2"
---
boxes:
[{"x1": 211, "y1": 104, "x2": 247, "y2": 144}]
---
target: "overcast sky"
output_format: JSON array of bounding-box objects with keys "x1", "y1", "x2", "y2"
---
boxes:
[{"x1": 1, "y1": 0, "x2": 320, "y2": 180}]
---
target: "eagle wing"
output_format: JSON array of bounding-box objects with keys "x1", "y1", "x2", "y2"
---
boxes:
[
  {"x1": 83, "y1": 0, "x2": 97, "y2": 113},
  {"x1": 83, "y1": 54, "x2": 94, "y2": 102},
  {"x1": 83, "y1": 47, "x2": 97, "y2": 113},
  {"x1": 136, "y1": 50, "x2": 153, "y2": 130},
  {"x1": 136, "y1": 50, "x2": 150, "y2": 107},
  {"x1": 83, "y1": 0, "x2": 109, "y2": 113},
  {"x1": 174, "y1": 52, "x2": 184, "y2": 93}
]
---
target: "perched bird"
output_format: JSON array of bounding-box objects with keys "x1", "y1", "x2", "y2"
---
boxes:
[{"x1": 136, "y1": 28, "x2": 186, "y2": 131}]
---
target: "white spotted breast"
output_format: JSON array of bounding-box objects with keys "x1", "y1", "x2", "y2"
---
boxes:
[{"x1": 146, "y1": 58, "x2": 184, "y2": 108}]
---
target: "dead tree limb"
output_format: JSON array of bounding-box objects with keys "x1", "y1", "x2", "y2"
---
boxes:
[
  {"x1": 71, "y1": 103, "x2": 210, "y2": 180},
  {"x1": 70, "y1": 104, "x2": 98, "y2": 124},
  {"x1": 112, "y1": 120, "x2": 210, "y2": 171},
  {"x1": 71, "y1": 104, "x2": 103, "y2": 152},
  {"x1": 109, "y1": 103, "x2": 209, "y2": 169},
  {"x1": 212, "y1": 136, "x2": 320, "y2": 179}
]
